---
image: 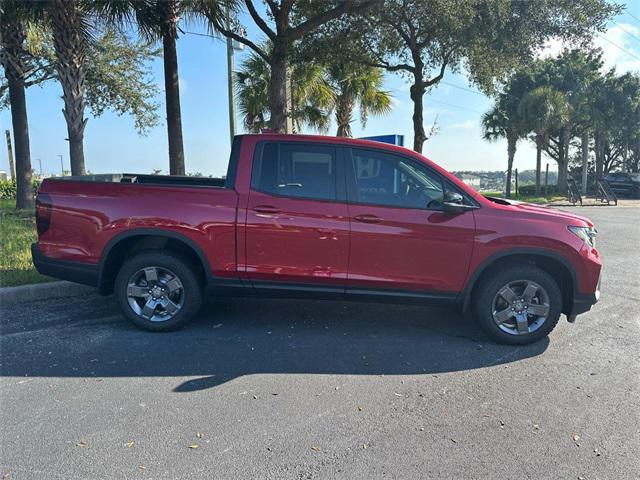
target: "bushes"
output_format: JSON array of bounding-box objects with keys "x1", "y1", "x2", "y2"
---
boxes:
[
  {"x1": 0, "y1": 179, "x2": 42, "y2": 200},
  {"x1": 518, "y1": 184, "x2": 557, "y2": 197},
  {"x1": 0, "y1": 180, "x2": 16, "y2": 200}
]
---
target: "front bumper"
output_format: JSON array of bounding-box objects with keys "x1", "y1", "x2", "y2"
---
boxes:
[
  {"x1": 31, "y1": 243, "x2": 99, "y2": 287},
  {"x1": 567, "y1": 273, "x2": 601, "y2": 322}
]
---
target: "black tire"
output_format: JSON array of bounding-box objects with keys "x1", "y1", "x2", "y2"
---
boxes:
[
  {"x1": 472, "y1": 265, "x2": 562, "y2": 345},
  {"x1": 114, "y1": 250, "x2": 203, "y2": 332}
]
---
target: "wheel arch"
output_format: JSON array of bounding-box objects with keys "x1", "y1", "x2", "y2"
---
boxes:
[
  {"x1": 461, "y1": 248, "x2": 578, "y2": 315},
  {"x1": 98, "y1": 229, "x2": 211, "y2": 294}
]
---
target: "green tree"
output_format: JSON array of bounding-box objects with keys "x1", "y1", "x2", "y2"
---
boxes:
[
  {"x1": 234, "y1": 49, "x2": 334, "y2": 133},
  {"x1": 101, "y1": 0, "x2": 227, "y2": 175},
  {"x1": 482, "y1": 79, "x2": 530, "y2": 198},
  {"x1": 326, "y1": 62, "x2": 391, "y2": 137},
  {"x1": 519, "y1": 86, "x2": 570, "y2": 195},
  {"x1": 0, "y1": 0, "x2": 34, "y2": 208},
  {"x1": 536, "y1": 50, "x2": 604, "y2": 194},
  {"x1": 48, "y1": 0, "x2": 90, "y2": 175},
  {"x1": 1, "y1": 28, "x2": 162, "y2": 134},
  {"x1": 212, "y1": 0, "x2": 377, "y2": 133},
  {"x1": 345, "y1": 0, "x2": 618, "y2": 153}
]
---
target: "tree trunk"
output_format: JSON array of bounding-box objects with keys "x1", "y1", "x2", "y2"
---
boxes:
[
  {"x1": 51, "y1": 0, "x2": 87, "y2": 176},
  {"x1": 594, "y1": 130, "x2": 604, "y2": 187},
  {"x1": 160, "y1": 0, "x2": 185, "y2": 176},
  {"x1": 410, "y1": 82, "x2": 426, "y2": 153},
  {"x1": 268, "y1": 40, "x2": 290, "y2": 133},
  {"x1": 7, "y1": 70, "x2": 34, "y2": 209},
  {"x1": 0, "y1": 14, "x2": 34, "y2": 209},
  {"x1": 535, "y1": 134, "x2": 543, "y2": 196},
  {"x1": 555, "y1": 127, "x2": 570, "y2": 195},
  {"x1": 581, "y1": 133, "x2": 589, "y2": 194},
  {"x1": 5, "y1": 130, "x2": 16, "y2": 180},
  {"x1": 505, "y1": 134, "x2": 516, "y2": 198},
  {"x1": 335, "y1": 93, "x2": 354, "y2": 138}
]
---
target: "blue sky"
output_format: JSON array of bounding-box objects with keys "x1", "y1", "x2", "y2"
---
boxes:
[{"x1": 1, "y1": 1, "x2": 639, "y2": 178}]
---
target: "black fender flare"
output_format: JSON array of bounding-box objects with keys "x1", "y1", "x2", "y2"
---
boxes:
[
  {"x1": 459, "y1": 247, "x2": 578, "y2": 312},
  {"x1": 97, "y1": 228, "x2": 212, "y2": 291}
]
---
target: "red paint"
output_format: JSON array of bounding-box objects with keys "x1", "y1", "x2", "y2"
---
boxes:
[{"x1": 36, "y1": 133, "x2": 601, "y2": 299}]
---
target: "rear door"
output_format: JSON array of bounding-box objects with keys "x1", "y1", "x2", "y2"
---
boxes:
[
  {"x1": 244, "y1": 141, "x2": 349, "y2": 290},
  {"x1": 345, "y1": 147, "x2": 475, "y2": 294}
]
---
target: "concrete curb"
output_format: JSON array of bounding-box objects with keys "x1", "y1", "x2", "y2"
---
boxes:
[{"x1": 0, "y1": 281, "x2": 97, "y2": 305}]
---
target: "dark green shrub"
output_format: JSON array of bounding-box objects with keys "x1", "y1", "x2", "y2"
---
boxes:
[
  {"x1": 0, "y1": 179, "x2": 16, "y2": 199},
  {"x1": 518, "y1": 184, "x2": 557, "y2": 197},
  {"x1": 0, "y1": 179, "x2": 42, "y2": 199}
]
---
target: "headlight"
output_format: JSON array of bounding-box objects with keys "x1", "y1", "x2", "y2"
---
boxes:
[{"x1": 568, "y1": 225, "x2": 597, "y2": 247}]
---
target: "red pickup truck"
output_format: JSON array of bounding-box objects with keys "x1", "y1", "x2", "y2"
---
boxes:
[{"x1": 32, "y1": 134, "x2": 601, "y2": 344}]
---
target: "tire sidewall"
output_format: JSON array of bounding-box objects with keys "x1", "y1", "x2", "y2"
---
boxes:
[
  {"x1": 115, "y1": 251, "x2": 203, "y2": 332},
  {"x1": 473, "y1": 266, "x2": 563, "y2": 345}
]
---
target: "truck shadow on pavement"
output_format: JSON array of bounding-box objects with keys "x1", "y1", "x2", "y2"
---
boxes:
[{"x1": 1, "y1": 294, "x2": 549, "y2": 391}]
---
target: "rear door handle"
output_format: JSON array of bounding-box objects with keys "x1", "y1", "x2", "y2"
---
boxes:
[
  {"x1": 252, "y1": 205, "x2": 281, "y2": 214},
  {"x1": 354, "y1": 214, "x2": 383, "y2": 224}
]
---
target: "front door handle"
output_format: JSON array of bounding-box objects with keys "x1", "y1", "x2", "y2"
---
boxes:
[
  {"x1": 354, "y1": 214, "x2": 383, "y2": 224},
  {"x1": 252, "y1": 205, "x2": 281, "y2": 214}
]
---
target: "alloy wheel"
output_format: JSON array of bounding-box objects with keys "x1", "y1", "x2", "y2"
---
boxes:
[
  {"x1": 126, "y1": 266, "x2": 184, "y2": 322},
  {"x1": 491, "y1": 280, "x2": 551, "y2": 335}
]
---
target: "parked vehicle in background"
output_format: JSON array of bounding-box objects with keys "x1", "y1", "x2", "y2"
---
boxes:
[
  {"x1": 603, "y1": 172, "x2": 640, "y2": 198},
  {"x1": 32, "y1": 134, "x2": 601, "y2": 345}
]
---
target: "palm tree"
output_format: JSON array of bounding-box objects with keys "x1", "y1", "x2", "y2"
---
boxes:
[
  {"x1": 49, "y1": 0, "x2": 89, "y2": 176},
  {"x1": 102, "y1": 0, "x2": 226, "y2": 175},
  {"x1": 0, "y1": 0, "x2": 34, "y2": 208},
  {"x1": 482, "y1": 101, "x2": 526, "y2": 198},
  {"x1": 519, "y1": 86, "x2": 569, "y2": 195},
  {"x1": 234, "y1": 50, "x2": 334, "y2": 134},
  {"x1": 326, "y1": 63, "x2": 391, "y2": 138}
]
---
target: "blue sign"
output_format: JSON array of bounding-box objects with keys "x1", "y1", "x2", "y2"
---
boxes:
[{"x1": 359, "y1": 134, "x2": 405, "y2": 146}]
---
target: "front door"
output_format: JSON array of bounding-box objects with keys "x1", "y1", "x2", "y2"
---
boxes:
[
  {"x1": 345, "y1": 147, "x2": 475, "y2": 294},
  {"x1": 244, "y1": 142, "x2": 349, "y2": 289}
]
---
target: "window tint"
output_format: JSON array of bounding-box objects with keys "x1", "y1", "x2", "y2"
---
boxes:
[
  {"x1": 350, "y1": 149, "x2": 444, "y2": 209},
  {"x1": 252, "y1": 143, "x2": 337, "y2": 201}
]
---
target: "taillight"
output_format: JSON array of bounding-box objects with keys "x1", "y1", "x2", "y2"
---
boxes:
[{"x1": 35, "y1": 192, "x2": 52, "y2": 236}]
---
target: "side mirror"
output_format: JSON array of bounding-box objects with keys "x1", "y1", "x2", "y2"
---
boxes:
[{"x1": 442, "y1": 191, "x2": 478, "y2": 214}]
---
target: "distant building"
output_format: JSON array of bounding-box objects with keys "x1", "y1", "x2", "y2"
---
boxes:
[
  {"x1": 459, "y1": 173, "x2": 481, "y2": 189},
  {"x1": 0, "y1": 170, "x2": 7, "y2": 181}
]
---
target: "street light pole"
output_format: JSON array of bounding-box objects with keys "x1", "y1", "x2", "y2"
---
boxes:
[
  {"x1": 226, "y1": 4, "x2": 237, "y2": 147},
  {"x1": 57, "y1": 155, "x2": 64, "y2": 176},
  {"x1": 226, "y1": 41, "x2": 236, "y2": 146}
]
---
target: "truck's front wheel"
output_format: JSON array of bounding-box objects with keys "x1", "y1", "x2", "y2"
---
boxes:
[
  {"x1": 114, "y1": 251, "x2": 203, "y2": 331},
  {"x1": 472, "y1": 265, "x2": 562, "y2": 345}
]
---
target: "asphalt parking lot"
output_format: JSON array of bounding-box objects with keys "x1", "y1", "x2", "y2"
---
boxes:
[{"x1": 1, "y1": 205, "x2": 639, "y2": 480}]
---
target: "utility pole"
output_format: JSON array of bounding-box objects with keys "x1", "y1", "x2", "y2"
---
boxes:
[
  {"x1": 581, "y1": 133, "x2": 589, "y2": 195},
  {"x1": 225, "y1": 2, "x2": 237, "y2": 147},
  {"x1": 37, "y1": 158, "x2": 42, "y2": 177},
  {"x1": 57, "y1": 155, "x2": 64, "y2": 176},
  {"x1": 5, "y1": 130, "x2": 16, "y2": 180}
]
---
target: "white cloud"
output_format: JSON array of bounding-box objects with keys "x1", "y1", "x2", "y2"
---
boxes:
[
  {"x1": 538, "y1": 22, "x2": 640, "y2": 74},
  {"x1": 593, "y1": 23, "x2": 640, "y2": 73}
]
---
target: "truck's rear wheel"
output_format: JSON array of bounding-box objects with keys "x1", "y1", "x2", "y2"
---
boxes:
[
  {"x1": 115, "y1": 251, "x2": 203, "y2": 331},
  {"x1": 472, "y1": 265, "x2": 562, "y2": 345}
]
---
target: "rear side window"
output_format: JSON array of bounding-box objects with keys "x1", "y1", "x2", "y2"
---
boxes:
[{"x1": 251, "y1": 143, "x2": 337, "y2": 201}]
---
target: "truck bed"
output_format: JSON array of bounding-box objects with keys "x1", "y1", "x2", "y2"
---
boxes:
[{"x1": 52, "y1": 173, "x2": 227, "y2": 188}]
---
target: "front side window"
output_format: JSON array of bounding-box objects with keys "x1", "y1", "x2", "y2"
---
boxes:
[
  {"x1": 350, "y1": 149, "x2": 444, "y2": 209},
  {"x1": 252, "y1": 143, "x2": 337, "y2": 201}
]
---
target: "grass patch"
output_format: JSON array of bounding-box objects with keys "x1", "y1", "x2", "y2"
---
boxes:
[
  {"x1": 0, "y1": 198, "x2": 51, "y2": 287},
  {"x1": 479, "y1": 191, "x2": 565, "y2": 205}
]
